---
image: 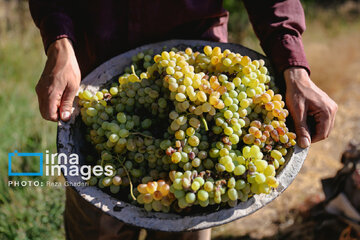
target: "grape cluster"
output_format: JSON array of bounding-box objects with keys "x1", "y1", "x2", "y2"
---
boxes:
[
  {"x1": 78, "y1": 45, "x2": 296, "y2": 212},
  {"x1": 136, "y1": 180, "x2": 174, "y2": 212}
]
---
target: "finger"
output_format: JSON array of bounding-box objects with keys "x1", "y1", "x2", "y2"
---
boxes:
[
  {"x1": 292, "y1": 103, "x2": 311, "y2": 148},
  {"x1": 311, "y1": 111, "x2": 332, "y2": 143},
  {"x1": 46, "y1": 94, "x2": 60, "y2": 121},
  {"x1": 60, "y1": 83, "x2": 78, "y2": 121},
  {"x1": 36, "y1": 85, "x2": 60, "y2": 122},
  {"x1": 330, "y1": 103, "x2": 338, "y2": 133}
]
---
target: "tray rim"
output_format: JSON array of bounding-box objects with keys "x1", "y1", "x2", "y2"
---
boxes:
[{"x1": 57, "y1": 39, "x2": 309, "y2": 232}]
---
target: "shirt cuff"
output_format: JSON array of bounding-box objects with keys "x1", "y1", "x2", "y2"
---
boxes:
[
  {"x1": 39, "y1": 12, "x2": 76, "y2": 54},
  {"x1": 267, "y1": 34, "x2": 311, "y2": 76}
]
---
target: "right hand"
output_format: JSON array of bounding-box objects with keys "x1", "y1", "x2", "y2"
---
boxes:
[{"x1": 35, "y1": 38, "x2": 81, "y2": 122}]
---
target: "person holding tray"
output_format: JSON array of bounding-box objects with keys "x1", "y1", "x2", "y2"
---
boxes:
[{"x1": 29, "y1": 0, "x2": 337, "y2": 239}]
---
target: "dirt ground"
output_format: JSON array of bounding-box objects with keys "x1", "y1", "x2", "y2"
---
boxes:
[{"x1": 212, "y1": 13, "x2": 360, "y2": 240}]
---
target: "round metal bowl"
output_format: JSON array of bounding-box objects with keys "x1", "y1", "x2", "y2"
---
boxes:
[{"x1": 57, "y1": 39, "x2": 308, "y2": 232}]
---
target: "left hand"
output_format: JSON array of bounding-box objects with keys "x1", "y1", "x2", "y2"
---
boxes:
[
  {"x1": 284, "y1": 67, "x2": 338, "y2": 148},
  {"x1": 35, "y1": 38, "x2": 81, "y2": 122}
]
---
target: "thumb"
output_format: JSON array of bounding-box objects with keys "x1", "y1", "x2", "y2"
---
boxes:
[
  {"x1": 293, "y1": 104, "x2": 311, "y2": 148},
  {"x1": 60, "y1": 83, "x2": 78, "y2": 121}
]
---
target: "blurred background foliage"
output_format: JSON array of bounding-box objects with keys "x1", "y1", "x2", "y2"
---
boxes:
[{"x1": 0, "y1": 0, "x2": 359, "y2": 239}]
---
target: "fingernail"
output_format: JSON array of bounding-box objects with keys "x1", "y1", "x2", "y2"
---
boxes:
[
  {"x1": 61, "y1": 111, "x2": 71, "y2": 121},
  {"x1": 299, "y1": 137, "x2": 310, "y2": 148}
]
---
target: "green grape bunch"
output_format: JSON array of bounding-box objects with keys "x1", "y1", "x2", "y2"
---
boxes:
[{"x1": 78, "y1": 45, "x2": 296, "y2": 213}]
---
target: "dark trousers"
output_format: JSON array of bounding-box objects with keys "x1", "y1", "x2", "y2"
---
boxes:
[{"x1": 64, "y1": 187, "x2": 211, "y2": 240}]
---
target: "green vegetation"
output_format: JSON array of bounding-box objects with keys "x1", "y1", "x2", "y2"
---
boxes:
[{"x1": 0, "y1": 21, "x2": 65, "y2": 240}]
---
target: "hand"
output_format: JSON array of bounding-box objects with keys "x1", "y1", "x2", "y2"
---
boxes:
[
  {"x1": 284, "y1": 67, "x2": 337, "y2": 148},
  {"x1": 35, "y1": 38, "x2": 81, "y2": 121}
]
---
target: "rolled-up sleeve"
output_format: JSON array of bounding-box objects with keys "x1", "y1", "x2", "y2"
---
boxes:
[
  {"x1": 243, "y1": 0, "x2": 310, "y2": 75},
  {"x1": 29, "y1": 0, "x2": 75, "y2": 53}
]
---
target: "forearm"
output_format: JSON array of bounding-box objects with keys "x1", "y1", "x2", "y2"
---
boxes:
[
  {"x1": 243, "y1": 0, "x2": 310, "y2": 75},
  {"x1": 29, "y1": 0, "x2": 76, "y2": 53},
  {"x1": 47, "y1": 38, "x2": 73, "y2": 57}
]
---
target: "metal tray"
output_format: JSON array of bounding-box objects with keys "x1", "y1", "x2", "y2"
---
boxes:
[{"x1": 57, "y1": 39, "x2": 308, "y2": 232}]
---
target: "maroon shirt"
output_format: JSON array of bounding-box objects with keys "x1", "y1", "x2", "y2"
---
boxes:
[{"x1": 29, "y1": 0, "x2": 310, "y2": 76}]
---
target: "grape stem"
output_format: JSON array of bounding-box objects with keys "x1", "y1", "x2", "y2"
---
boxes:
[
  {"x1": 122, "y1": 165, "x2": 136, "y2": 201},
  {"x1": 131, "y1": 65, "x2": 138, "y2": 77},
  {"x1": 115, "y1": 155, "x2": 136, "y2": 201},
  {"x1": 200, "y1": 115, "x2": 209, "y2": 131},
  {"x1": 130, "y1": 132, "x2": 153, "y2": 138}
]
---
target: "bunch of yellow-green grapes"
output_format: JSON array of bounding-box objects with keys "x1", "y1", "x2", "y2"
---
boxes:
[
  {"x1": 136, "y1": 180, "x2": 174, "y2": 212},
  {"x1": 78, "y1": 45, "x2": 296, "y2": 213}
]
